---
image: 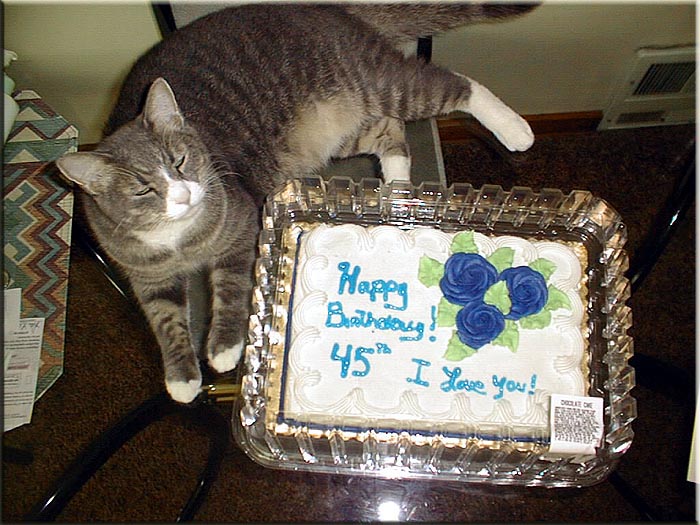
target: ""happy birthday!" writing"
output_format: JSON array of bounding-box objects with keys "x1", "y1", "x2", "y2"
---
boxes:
[{"x1": 326, "y1": 262, "x2": 425, "y2": 341}]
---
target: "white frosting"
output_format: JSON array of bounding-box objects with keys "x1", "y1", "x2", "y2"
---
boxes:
[{"x1": 280, "y1": 224, "x2": 586, "y2": 435}]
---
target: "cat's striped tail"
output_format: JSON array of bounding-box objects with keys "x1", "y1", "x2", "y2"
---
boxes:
[{"x1": 342, "y1": 3, "x2": 538, "y2": 44}]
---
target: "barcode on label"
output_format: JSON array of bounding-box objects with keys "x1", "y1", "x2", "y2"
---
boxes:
[{"x1": 549, "y1": 394, "x2": 604, "y2": 456}]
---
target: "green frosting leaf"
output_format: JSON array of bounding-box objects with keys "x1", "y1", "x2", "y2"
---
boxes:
[
  {"x1": 487, "y1": 247, "x2": 515, "y2": 273},
  {"x1": 484, "y1": 281, "x2": 512, "y2": 315},
  {"x1": 529, "y1": 258, "x2": 557, "y2": 281},
  {"x1": 519, "y1": 309, "x2": 552, "y2": 330},
  {"x1": 545, "y1": 285, "x2": 572, "y2": 312},
  {"x1": 443, "y1": 331, "x2": 477, "y2": 361},
  {"x1": 418, "y1": 256, "x2": 444, "y2": 287},
  {"x1": 492, "y1": 320, "x2": 519, "y2": 353},
  {"x1": 437, "y1": 297, "x2": 460, "y2": 327},
  {"x1": 450, "y1": 231, "x2": 478, "y2": 254}
]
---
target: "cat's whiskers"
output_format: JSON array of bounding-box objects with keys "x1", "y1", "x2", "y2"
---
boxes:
[
  {"x1": 139, "y1": 216, "x2": 178, "y2": 242},
  {"x1": 207, "y1": 170, "x2": 240, "y2": 195},
  {"x1": 201, "y1": 159, "x2": 238, "y2": 192},
  {"x1": 206, "y1": 157, "x2": 231, "y2": 177},
  {"x1": 112, "y1": 216, "x2": 130, "y2": 236},
  {"x1": 147, "y1": 216, "x2": 168, "y2": 234},
  {"x1": 208, "y1": 155, "x2": 244, "y2": 181}
]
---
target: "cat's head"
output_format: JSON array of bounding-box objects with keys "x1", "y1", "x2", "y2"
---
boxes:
[{"x1": 57, "y1": 78, "x2": 215, "y2": 232}]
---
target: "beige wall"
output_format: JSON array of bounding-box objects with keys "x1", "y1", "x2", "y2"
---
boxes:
[
  {"x1": 4, "y1": 2, "x2": 161, "y2": 144},
  {"x1": 433, "y1": 2, "x2": 696, "y2": 115},
  {"x1": 4, "y1": 2, "x2": 696, "y2": 144}
]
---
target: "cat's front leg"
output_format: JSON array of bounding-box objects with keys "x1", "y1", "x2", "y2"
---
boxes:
[
  {"x1": 132, "y1": 278, "x2": 202, "y2": 403},
  {"x1": 459, "y1": 76, "x2": 534, "y2": 152},
  {"x1": 337, "y1": 117, "x2": 412, "y2": 183},
  {"x1": 206, "y1": 257, "x2": 254, "y2": 374}
]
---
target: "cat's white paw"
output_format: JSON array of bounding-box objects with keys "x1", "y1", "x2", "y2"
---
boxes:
[
  {"x1": 381, "y1": 155, "x2": 411, "y2": 184},
  {"x1": 166, "y1": 378, "x2": 202, "y2": 404},
  {"x1": 491, "y1": 112, "x2": 534, "y2": 152},
  {"x1": 209, "y1": 339, "x2": 245, "y2": 373},
  {"x1": 462, "y1": 78, "x2": 534, "y2": 152}
]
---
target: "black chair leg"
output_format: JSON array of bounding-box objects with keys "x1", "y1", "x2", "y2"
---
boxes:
[
  {"x1": 627, "y1": 147, "x2": 695, "y2": 295},
  {"x1": 609, "y1": 141, "x2": 696, "y2": 522},
  {"x1": 73, "y1": 222, "x2": 131, "y2": 301},
  {"x1": 24, "y1": 392, "x2": 228, "y2": 522},
  {"x1": 625, "y1": 151, "x2": 695, "y2": 399}
]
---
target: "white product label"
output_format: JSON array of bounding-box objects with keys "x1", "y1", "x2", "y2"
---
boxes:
[{"x1": 549, "y1": 394, "x2": 604, "y2": 456}]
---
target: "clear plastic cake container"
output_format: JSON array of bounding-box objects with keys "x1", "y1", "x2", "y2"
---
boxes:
[{"x1": 232, "y1": 176, "x2": 636, "y2": 487}]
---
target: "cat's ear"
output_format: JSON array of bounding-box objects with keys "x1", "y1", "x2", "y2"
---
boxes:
[
  {"x1": 142, "y1": 78, "x2": 184, "y2": 133},
  {"x1": 55, "y1": 152, "x2": 111, "y2": 195}
]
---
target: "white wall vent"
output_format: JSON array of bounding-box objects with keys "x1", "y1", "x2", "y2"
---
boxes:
[{"x1": 599, "y1": 46, "x2": 695, "y2": 130}]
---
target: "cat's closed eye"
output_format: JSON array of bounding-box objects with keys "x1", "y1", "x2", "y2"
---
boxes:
[
  {"x1": 134, "y1": 186, "x2": 154, "y2": 196},
  {"x1": 173, "y1": 154, "x2": 187, "y2": 172}
]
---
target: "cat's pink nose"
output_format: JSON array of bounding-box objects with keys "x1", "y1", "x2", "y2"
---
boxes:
[{"x1": 171, "y1": 183, "x2": 191, "y2": 205}]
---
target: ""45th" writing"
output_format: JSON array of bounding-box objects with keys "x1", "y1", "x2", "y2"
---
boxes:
[{"x1": 331, "y1": 342, "x2": 392, "y2": 378}]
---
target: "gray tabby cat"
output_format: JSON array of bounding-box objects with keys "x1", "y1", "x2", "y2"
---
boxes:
[{"x1": 56, "y1": 3, "x2": 536, "y2": 403}]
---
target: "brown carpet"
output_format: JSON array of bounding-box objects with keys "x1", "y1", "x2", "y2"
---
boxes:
[{"x1": 3, "y1": 124, "x2": 695, "y2": 522}]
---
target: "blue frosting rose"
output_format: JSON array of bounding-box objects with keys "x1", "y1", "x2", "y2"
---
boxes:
[
  {"x1": 440, "y1": 253, "x2": 499, "y2": 306},
  {"x1": 455, "y1": 302, "x2": 506, "y2": 349},
  {"x1": 499, "y1": 266, "x2": 548, "y2": 320}
]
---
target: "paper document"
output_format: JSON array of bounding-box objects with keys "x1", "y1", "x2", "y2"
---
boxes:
[
  {"x1": 4, "y1": 288, "x2": 21, "y2": 340},
  {"x1": 4, "y1": 317, "x2": 44, "y2": 432}
]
